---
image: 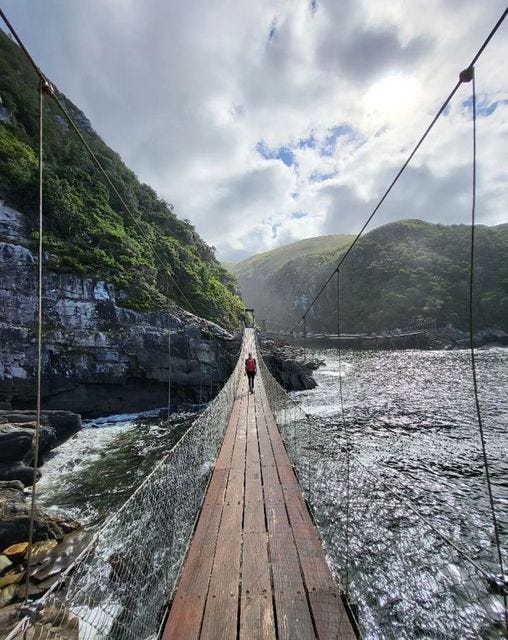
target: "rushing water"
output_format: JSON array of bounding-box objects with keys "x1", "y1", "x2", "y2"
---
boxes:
[
  {"x1": 37, "y1": 347, "x2": 507, "y2": 638},
  {"x1": 38, "y1": 409, "x2": 196, "y2": 527},
  {"x1": 287, "y1": 346, "x2": 508, "y2": 639}
]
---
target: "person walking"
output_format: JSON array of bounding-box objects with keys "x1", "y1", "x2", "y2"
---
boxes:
[{"x1": 245, "y1": 352, "x2": 257, "y2": 394}]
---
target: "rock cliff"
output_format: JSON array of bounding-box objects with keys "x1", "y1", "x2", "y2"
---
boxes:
[{"x1": 0, "y1": 202, "x2": 239, "y2": 417}]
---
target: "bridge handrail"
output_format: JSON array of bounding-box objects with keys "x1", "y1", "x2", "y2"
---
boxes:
[
  {"x1": 255, "y1": 334, "x2": 504, "y2": 639},
  {"x1": 6, "y1": 335, "x2": 247, "y2": 640}
]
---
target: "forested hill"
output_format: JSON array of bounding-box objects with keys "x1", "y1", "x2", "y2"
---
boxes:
[
  {"x1": 0, "y1": 30, "x2": 243, "y2": 328},
  {"x1": 230, "y1": 220, "x2": 508, "y2": 333}
]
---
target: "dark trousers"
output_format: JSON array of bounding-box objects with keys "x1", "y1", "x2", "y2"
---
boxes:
[{"x1": 247, "y1": 372, "x2": 256, "y2": 392}]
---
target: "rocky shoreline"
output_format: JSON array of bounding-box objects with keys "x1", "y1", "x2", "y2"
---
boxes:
[{"x1": 0, "y1": 409, "x2": 88, "y2": 635}]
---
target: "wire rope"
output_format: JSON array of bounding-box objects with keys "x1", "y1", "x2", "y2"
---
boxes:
[
  {"x1": 22, "y1": 78, "x2": 51, "y2": 605},
  {"x1": 465, "y1": 68, "x2": 508, "y2": 627},
  {"x1": 336, "y1": 268, "x2": 351, "y2": 596}
]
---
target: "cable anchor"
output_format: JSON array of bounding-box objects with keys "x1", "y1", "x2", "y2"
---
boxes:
[
  {"x1": 40, "y1": 78, "x2": 55, "y2": 96},
  {"x1": 459, "y1": 66, "x2": 474, "y2": 83}
]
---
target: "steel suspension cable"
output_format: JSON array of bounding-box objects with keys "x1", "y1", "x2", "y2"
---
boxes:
[
  {"x1": 465, "y1": 68, "x2": 508, "y2": 626},
  {"x1": 289, "y1": 6, "x2": 508, "y2": 334},
  {"x1": 336, "y1": 268, "x2": 351, "y2": 596},
  {"x1": 167, "y1": 311, "x2": 172, "y2": 419},
  {"x1": 23, "y1": 79, "x2": 48, "y2": 605}
]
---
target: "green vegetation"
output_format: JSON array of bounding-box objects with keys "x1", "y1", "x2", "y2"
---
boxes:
[
  {"x1": 0, "y1": 31, "x2": 243, "y2": 328},
  {"x1": 230, "y1": 219, "x2": 508, "y2": 333}
]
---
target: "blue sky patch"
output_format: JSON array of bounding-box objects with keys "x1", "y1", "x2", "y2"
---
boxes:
[
  {"x1": 291, "y1": 192, "x2": 300, "y2": 199},
  {"x1": 462, "y1": 95, "x2": 498, "y2": 117},
  {"x1": 320, "y1": 124, "x2": 357, "y2": 156},
  {"x1": 298, "y1": 134, "x2": 317, "y2": 149},
  {"x1": 309, "y1": 170, "x2": 337, "y2": 183},
  {"x1": 256, "y1": 140, "x2": 296, "y2": 167},
  {"x1": 291, "y1": 211, "x2": 307, "y2": 219}
]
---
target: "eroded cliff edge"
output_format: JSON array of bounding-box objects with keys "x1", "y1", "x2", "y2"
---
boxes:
[{"x1": 0, "y1": 202, "x2": 241, "y2": 416}]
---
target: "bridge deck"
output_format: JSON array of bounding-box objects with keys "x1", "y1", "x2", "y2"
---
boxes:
[{"x1": 162, "y1": 342, "x2": 356, "y2": 639}]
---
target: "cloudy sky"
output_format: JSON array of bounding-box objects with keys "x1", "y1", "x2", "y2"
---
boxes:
[{"x1": 2, "y1": 1, "x2": 508, "y2": 261}]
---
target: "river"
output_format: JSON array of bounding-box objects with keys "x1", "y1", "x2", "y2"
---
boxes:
[
  {"x1": 288, "y1": 345, "x2": 508, "y2": 640},
  {"x1": 37, "y1": 347, "x2": 507, "y2": 639}
]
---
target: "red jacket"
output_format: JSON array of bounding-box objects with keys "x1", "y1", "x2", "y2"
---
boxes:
[{"x1": 245, "y1": 357, "x2": 257, "y2": 373}]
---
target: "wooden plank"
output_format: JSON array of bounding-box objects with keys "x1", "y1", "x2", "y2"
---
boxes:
[
  {"x1": 163, "y1": 469, "x2": 229, "y2": 639},
  {"x1": 176, "y1": 468, "x2": 228, "y2": 595},
  {"x1": 256, "y1": 413, "x2": 276, "y2": 468},
  {"x1": 239, "y1": 595, "x2": 276, "y2": 640},
  {"x1": 241, "y1": 532, "x2": 271, "y2": 596},
  {"x1": 244, "y1": 467, "x2": 265, "y2": 533},
  {"x1": 309, "y1": 591, "x2": 357, "y2": 640},
  {"x1": 215, "y1": 396, "x2": 242, "y2": 470},
  {"x1": 161, "y1": 594, "x2": 203, "y2": 640},
  {"x1": 199, "y1": 464, "x2": 245, "y2": 638},
  {"x1": 199, "y1": 508, "x2": 243, "y2": 638},
  {"x1": 269, "y1": 534, "x2": 316, "y2": 639}
]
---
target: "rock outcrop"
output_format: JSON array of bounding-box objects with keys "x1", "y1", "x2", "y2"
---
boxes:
[
  {"x1": 0, "y1": 410, "x2": 81, "y2": 486},
  {"x1": 0, "y1": 202, "x2": 238, "y2": 417},
  {"x1": 258, "y1": 335, "x2": 319, "y2": 390}
]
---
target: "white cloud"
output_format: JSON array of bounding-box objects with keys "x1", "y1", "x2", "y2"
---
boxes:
[{"x1": 2, "y1": 0, "x2": 507, "y2": 261}]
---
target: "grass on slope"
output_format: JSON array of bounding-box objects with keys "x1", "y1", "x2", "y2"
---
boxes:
[{"x1": 231, "y1": 234, "x2": 355, "y2": 278}]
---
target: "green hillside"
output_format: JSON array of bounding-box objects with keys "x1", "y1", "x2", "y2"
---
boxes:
[
  {"x1": 0, "y1": 30, "x2": 243, "y2": 328},
  {"x1": 230, "y1": 219, "x2": 508, "y2": 333},
  {"x1": 236, "y1": 234, "x2": 355, "y2": 277}
]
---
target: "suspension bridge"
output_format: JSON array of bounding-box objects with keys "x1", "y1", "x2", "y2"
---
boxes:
[
  {"x1": 0, "y1": 5, "x2": 507, "y2": 640},
  {"x1": 162, "y1": 330, "x2": 355, "y2": 639}
]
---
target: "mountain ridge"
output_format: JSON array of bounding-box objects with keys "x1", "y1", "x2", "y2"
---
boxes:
[{"x1": 229, "y1": 219, "x2": 508, "y2": 332}]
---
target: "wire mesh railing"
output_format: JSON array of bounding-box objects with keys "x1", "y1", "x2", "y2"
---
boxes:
[
  {"x1": 257, "y1": 340, "x2": 507, "y2": 640},
  {"x1": 5, "y1": 337, "x2": 246, "y2": 640}
]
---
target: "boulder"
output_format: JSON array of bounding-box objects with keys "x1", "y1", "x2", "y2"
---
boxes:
[
  {"x1": 0, "y1": 481, "x2": 75, "y2": 551},
  {"x1": 0, "y1": 463, "x2": 40, "y2": 487}
]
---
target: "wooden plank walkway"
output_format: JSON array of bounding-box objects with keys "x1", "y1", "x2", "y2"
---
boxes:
[{"x1": 162, "y1": 335, "x2": 356, "y2": 639}]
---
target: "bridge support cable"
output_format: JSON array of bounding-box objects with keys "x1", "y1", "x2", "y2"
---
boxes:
[
  {"x1": 167, "y1": 311, "x2": 172, "y2": 419},
  {"x1": 288, "y1": 7, "x2": 508, "y2": 335},
  {"x1": 23, "y1": 78, "x2": 54, "y2": 607},
  {"x1": 464, "y1": 66, "x2": 508, "y2": 629},
  {"x1": 336, "y1": 268, "x2": 351, "y2": 598}
]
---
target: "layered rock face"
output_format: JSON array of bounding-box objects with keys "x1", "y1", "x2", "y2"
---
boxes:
[{"x1": 0, "y1": 202, "x2": 237, "y2": 417}]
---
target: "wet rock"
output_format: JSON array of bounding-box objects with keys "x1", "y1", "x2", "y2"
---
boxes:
[
  {"x1": 0, "y1": 603, "x2": 23, "y2": 637},
  {"x1": 29, "y1": 540, "x2": 58, "y2": 564},
  {"x1": 0, "y1": 411, "x2": 82, "y2": 450},
  {"x1": 1, "y1": 543, "x2": 28, "y2": 562},
  {"x1": 0, "y1": 463, "x2": 40, "y2": 486},
  {"x1": 29, "y1": 530, "x2": 93, "y2": 583},
  {"x1": 258, "y1": 336, "x2": 318, "y2": 391},
  {"x1": 16, "y1": 573, "x2": 59, "y2": 599},
  {"x1": 0, "y1": 482, "x2": 76, "y2": 551},
  {"x1": 0, "y1": 571, "x2": 23, "y2": 589},
  {"x1": 23, "y1": 605, "x2": 79, "y2": 640},
  {"x1": 0, "y1": 583, "x2": 17, "y2": 607},
  {"x1": 0, "y1": 555, "x2": 13, "y2": 574},
  {"x1": 0, "y1": 431, "x2": 33, "y2": 462}
]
